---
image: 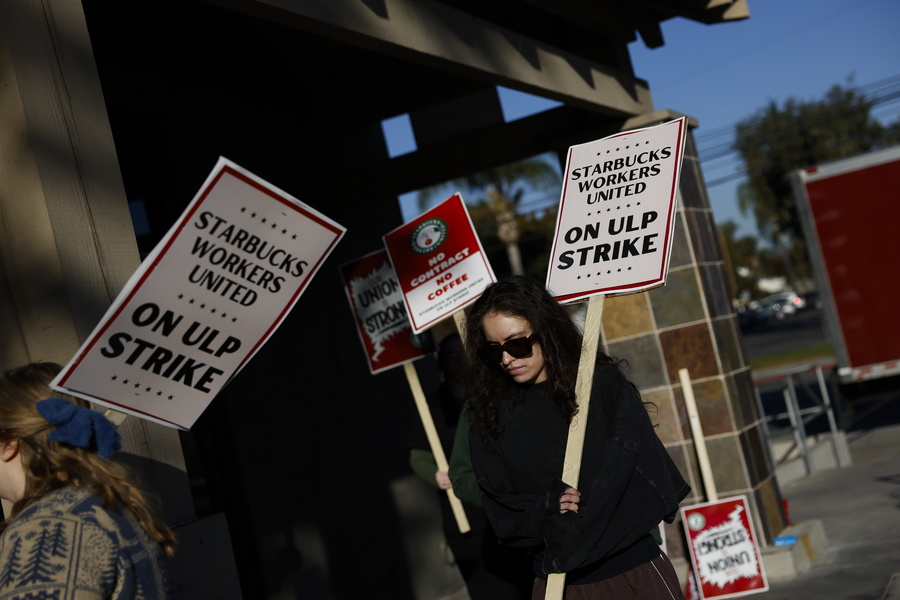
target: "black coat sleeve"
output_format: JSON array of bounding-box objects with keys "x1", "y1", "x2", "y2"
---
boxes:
[
  {"x1": 542, "y1": 366, "x2": 689, "y2": 573},
  {"x1": 469, "y1": 423, "x2": 571, "y2": 549},
  {"x1": 470, "y1": 366, "x2": 689, "y2": 574}
]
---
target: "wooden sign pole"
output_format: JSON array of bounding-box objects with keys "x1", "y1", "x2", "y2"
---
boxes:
[
  {"x1": 404, "y1": 361, "x2": 471, "y2": 533},
  {"x1": 678, "y1": 368, "x2": 717, "y2": 502},
  {"x1": 452, "y1": 311, "x2": 466, "y2": 342},
  {"x1": 545, "y1": 294, "x2": 605, "y2": 599}
]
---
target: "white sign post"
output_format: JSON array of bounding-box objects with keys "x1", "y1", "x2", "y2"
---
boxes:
[
  {"x1": 52, "y1": 157, "x2": 345, "y2": 430},
  {"x1": 544, "y1": 118, "x2": 687, "y2": 599}
]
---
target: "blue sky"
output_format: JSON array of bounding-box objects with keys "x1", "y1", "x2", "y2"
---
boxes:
[
  {"x1": 386, "y1": 0, "x2": 900, "y2": 238},
  {"x1": 628, "y1": 0, "x2": 900, "y2": 239}
]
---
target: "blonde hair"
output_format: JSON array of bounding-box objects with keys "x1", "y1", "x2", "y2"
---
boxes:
[{"x1": 0, "y1": 362, "x2": 176, "y2": 556}]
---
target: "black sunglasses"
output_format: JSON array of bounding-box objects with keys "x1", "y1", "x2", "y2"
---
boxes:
[{"x1": 477, "y1": 334, "x2": 537, "y2": 365}]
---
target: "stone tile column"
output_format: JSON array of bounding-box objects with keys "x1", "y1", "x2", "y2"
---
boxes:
[{"x1": 598, "y1": 119, "x2": 787, "y2": 558}]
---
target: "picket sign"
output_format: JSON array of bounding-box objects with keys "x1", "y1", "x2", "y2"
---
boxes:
[
  {"x1": 383, "y1": 194, "x2": 497, "y2": 535},
  {"x1": 338, "y1": 249, "x2": 468, "y2": 530},
  {"x1": 680, "y1": 370, "x2": 771, "y2": 599},
  {"x1": 678, "y1": 369, "x2": 769, "y2": 599},
  {"x1": 545, "y1": 294, "x2": 605, "y2": 599},
  {"x1": 339, "y1": 250, "x2": 432, "y2": 376},
  {"x1": 51, "y1": 157, "x2": 346, "y2": 430},
  {"x1": 682, "y1": 496, "x2": 769, "y2": 599}
]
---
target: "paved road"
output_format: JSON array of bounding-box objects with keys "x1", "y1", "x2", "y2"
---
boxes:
[{"x1": 741, "y1": 308, "x2": 831, "y2": 361}]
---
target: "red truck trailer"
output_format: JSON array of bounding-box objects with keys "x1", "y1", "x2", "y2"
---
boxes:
[{"x1": 790, "y1": 145, "x2": 900, "y2": 384}]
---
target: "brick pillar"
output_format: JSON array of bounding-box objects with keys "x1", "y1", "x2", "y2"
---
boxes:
[{"x1": 599, "y1": 121, "x2": 787, "y2": 557}]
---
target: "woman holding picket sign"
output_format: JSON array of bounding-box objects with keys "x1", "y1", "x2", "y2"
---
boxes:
[
  {"x1": 460, "y1": 275, "x2": 689, "y2": 599},
  {"x1": 0, "y1": 362, "x2": 174, "y2": 599}
]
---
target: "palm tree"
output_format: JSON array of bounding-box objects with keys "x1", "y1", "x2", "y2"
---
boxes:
[{"x1": 417, "y1": 155, "x2": 561, "y2": 275}]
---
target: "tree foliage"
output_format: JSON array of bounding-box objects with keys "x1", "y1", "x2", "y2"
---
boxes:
[
  {"x1": 417, "y1": 157, "x2": 560, "y2": 210},
  {"x1": 734, "y1": 82, "x2": 891, "y2": 244},
  {"x1": 718, "y1": 220, "x2": 760, "y2": 299},
  {"x1": 733, "y1": 81, "x2": 899, "y2": 291},
  {"x1": 466, "y1": 199, "x2": 559, "y2": 279},
  {"x1": 417, "y1": 154, "x2": 561, "y2": 277},
  {"x1": 718, "y1": 220, "x2": 796, "y2": 302}
]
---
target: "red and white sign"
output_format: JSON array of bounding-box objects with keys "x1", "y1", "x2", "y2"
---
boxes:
[
  {"x1": 52, "y1": 157, "x2": 345, "y2": 430},
  {"x1": 340, "y1": 249, "x2": 433, "y2": 374},
  {"x1": 383, "y1": 194, "x2": 495, "y2": 333},
  {"x1": 546, "y1": 117, "x2": 686, "y2": 303},
  {"x1": 681, "y1": 496, "x2": 768, "y2": 599}
]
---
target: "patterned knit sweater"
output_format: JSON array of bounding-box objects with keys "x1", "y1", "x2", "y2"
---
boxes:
[{"x1": 0, "y1": 486, "x2": 170, "y2": 599}]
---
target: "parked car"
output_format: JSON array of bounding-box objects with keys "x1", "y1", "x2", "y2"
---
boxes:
[
  {"x1": 801, "y1": 291, "x2": 822, "y2": 310},
  {"x1": 738, "y1": 303, "x2": 770, "y2": 331},
  {"x1": 759, "y1": 299, "x2": 791, "y2": 321},
  {"x1": 759, "y1": 291, "x2": 805, "y2": 320}
]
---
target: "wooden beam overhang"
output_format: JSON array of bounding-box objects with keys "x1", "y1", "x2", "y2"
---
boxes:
[
  {"x1": 349, "y1": 107, "x2": 694, "y2": 199},
  {"x1": 206, "y1": 0, "x2": 654, "y2": 119}
]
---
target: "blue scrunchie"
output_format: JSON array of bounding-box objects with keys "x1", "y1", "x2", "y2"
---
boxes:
[{"x1": 36, "y1": 398, "x2": 122, "y2": 459}]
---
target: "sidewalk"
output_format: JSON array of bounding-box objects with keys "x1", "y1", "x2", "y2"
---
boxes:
[{"x1": 756, "y1": 409, "x2": 900, "y2": 598}]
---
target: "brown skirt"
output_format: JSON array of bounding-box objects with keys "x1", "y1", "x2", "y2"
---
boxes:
[{"x1": 531, "y1": 552, "x2": 685, "y2": 600}]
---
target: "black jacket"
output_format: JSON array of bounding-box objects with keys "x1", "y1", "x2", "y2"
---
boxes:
[{"x1": 469, "y1": 365, "x2": 690, "y2": 575}]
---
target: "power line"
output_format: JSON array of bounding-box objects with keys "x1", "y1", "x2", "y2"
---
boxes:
[
  {"x1": 692, "y1": 73, "x2": 900, "y2": 154},
  {"x1": 696, "y1": 74, "x2": 900, "y2": 189},
  {"x1": 408, "y1": 74, "x2": 900, "y2": 219},
  {"x1": 649, "y1": 0, "x2": 889, "y2": 92}
]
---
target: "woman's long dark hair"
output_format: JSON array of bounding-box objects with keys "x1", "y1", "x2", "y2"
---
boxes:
[{"x1": 463, "y1": 275, "x2": 617, "y2": 439}]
